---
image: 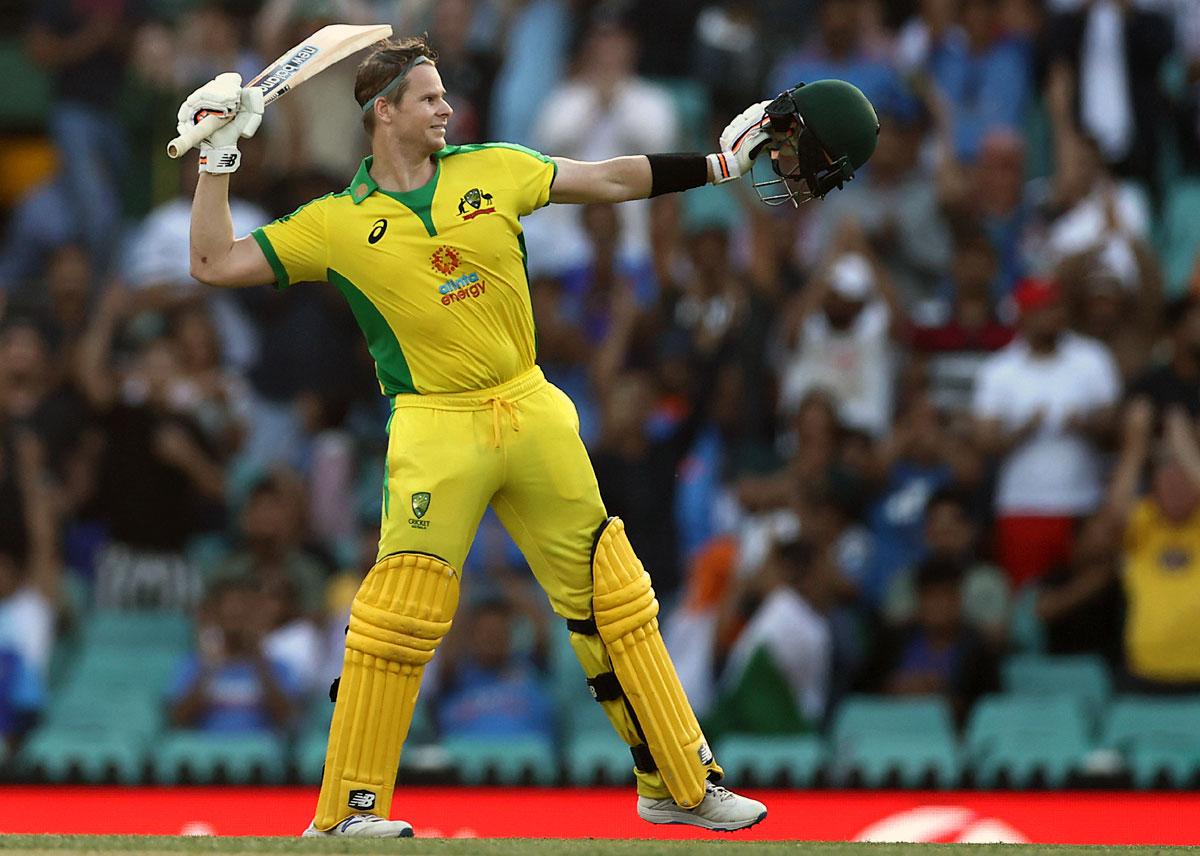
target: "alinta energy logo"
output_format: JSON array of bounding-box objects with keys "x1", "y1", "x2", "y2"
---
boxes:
[{"x1": 430, "y1": 245, "x2": 486, "y2": 307}]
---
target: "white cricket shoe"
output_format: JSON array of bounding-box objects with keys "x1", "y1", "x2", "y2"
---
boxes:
[
  {"x1": 637, "y1": 782, "x2": 767, "y2": 832},
  {"x1": 302, "y1": 814, "x2": 414, "y2": 838}
]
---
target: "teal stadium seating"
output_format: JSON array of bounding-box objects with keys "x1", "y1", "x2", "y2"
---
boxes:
[
  {"x1": 20, "y1": 728, "x2": 145, "y2": 783},
  {"x1": 1103, "y1": 696, "x2": 1200, "y2": 788},
  {"x1": 564, "y1": 732, "x2": 635, "y2": 786},
  {"x1": 154, "y1": 731, "x2": 286, "y2": 784},
  {"x1": 1002, "y1": 654, "x2": 1112, "y2": 721},
  {"x1": 831, "y1": 696, "x2": 959, "y2": 787},
  {"x1": 967, "y1": 695, "x2": 1091, "y2": 788},
  {"x1": 715, "y1": 735, "x2": 824, "y2": 787},
  {"x1": 0, "y1": 39, "x2": 51, "y2": 130},
  {"x1": 442, "y1": 735, "x2": 557, "y2": 785},
  {"x1": 1160, "y1": 180, "x2": 1200, "y2": 294}
]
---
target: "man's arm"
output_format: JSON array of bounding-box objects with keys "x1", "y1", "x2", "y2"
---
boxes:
[
  {"x1": 189, "y1": 173, "x2": 275, "y2": 287},
  {"x1": 549, "y1": 156, "x2": 717, "y2": 205}
]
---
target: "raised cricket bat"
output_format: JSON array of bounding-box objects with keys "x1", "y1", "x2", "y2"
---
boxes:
[{"x1": 167, "y1": 23, "x2": 392, "y2": 158}]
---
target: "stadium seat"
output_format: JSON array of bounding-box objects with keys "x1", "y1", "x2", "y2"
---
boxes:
[
  {"x1": 715, "y1": 735, "x2": 824, "y2": 788},
  {"x1": 442, "y1": 735, "x2": 557, "y2": 785},
  {"x1": 153, "y1": 731, "x2": 286, "y2": 784},
  {"x1": 1002, "y1": 654, "x2": 1112, "y2": 718},
  {"x1": 294, "y1": 731, "x2": 328, "y2": 784},
  {"x1": 834, "y1": 732, "x2": 961, "y2": 789},
  {"x1": 43, "y1": 689, "x2": 164, "y2": 739},
  {"x1": 1160, "y1": 180, "x2": 1200, "y2": 294},
  {"x1": 20, "y1": 729, "x2": 146, "y2": 783},
  {"x1": 1007, "y1": 584, "x2": 1045, "y2": 654},
  {"x1": 564, "y1": 732, "x2": 635, "y2": 786},
  {"x1": 80, "y1": 610, "x2": 194, "y2": 651},
  {"x1": 832, "y1": 695, "x2": 956, "y2": 743},
  {"x1": 966, "y1": 695, "x2": 1091, "y2": 788},
  {"x1": 1103, "y1": 696, "x2": 1200, "y2": 788}
]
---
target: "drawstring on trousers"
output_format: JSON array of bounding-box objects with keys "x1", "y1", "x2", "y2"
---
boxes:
[{"x1": 488, "y1": 397, "x2": 521, "y2": 447}]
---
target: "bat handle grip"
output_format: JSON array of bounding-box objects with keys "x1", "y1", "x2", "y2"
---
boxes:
[{"x1": 166, "y1": 114, "x2": 228, "y2": 159}]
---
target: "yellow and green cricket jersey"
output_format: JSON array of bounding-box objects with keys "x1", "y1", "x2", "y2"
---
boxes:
[{"x1": 251, "y1": 143, "x2": 557, "y2": 395}]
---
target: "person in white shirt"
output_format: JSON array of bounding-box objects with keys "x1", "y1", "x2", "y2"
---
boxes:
[
  {"x1": 779, "y1": 250, "x2": 905, "y2": 438},
  {"x1": 526, "y1": 19, "x2": 678, "y2": 273},
  {"x1": 972, "y1": 277, "x2": 1120, "y2": 586}
]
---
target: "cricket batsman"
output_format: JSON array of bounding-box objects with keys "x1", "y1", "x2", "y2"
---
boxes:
[{"x1": 181, "y1": 35, "x2": 878, "y2": 838}]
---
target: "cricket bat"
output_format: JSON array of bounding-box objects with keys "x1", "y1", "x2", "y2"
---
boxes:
[{"x1": 167, "y1": 23, "x2": 392, "y2": 158}]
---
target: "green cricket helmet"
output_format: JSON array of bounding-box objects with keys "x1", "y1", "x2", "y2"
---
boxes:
[{"x1": 752, "y1": 79, "x2": 880, "y2": 207}]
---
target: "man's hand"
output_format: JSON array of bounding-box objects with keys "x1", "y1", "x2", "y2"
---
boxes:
[
  {"x1": 708, "y1": 99, "x2": 772, "y2": 184},
  {"x1": 176, "y1": 72, "x2": 264, "y2": 174}
]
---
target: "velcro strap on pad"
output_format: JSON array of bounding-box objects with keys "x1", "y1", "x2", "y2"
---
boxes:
[
  {"x1": 586, "y1": 672, "x2": 624, "y2": 702},
  {"x1": 566, "y1": 617, "x2": 598, "y2": 635},
  {"x1": 630, "y1": 743, "x2": 658, "y2": 773}
]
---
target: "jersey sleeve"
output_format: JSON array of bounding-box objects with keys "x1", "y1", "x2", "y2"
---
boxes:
[
  {"x1": 251, "y1": 195, "x2": 330, "y2": 289},
  {"x1": 498, "y1": 145, "x2": 558, "y2": 216}
]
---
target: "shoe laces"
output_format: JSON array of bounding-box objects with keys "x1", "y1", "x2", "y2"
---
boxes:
[{"x1": 706, "y1": 783, "x2": 736, "y2": 802}]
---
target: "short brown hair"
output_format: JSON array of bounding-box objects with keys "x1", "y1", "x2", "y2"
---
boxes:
[{"x1": 354, "y1": 35, "x2": 438, "y2": 134}]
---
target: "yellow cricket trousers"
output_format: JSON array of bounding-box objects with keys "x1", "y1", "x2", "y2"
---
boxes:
[{"x1": 378, "y1": 365, "x2": 602, "y2": 619}]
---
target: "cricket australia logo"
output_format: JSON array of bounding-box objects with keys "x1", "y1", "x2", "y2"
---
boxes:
[
  {"x1": 347, "y1": 789, "x2": 376, "y2": 810},
  {"x1": 431, "y1": 245, "x2": 460, "y2": 275},
  {"x1": 457, "y1": 187, "x2": 495, "y2": 220},
  {"x1": 409, "y1": 492, "x2": 431, "y2": 529}
]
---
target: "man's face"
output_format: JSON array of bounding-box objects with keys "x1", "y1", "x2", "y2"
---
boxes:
[
  {"x1": 385, "y1": 64, "x2": 452, "y2": 153},
  {"x1": 1020, "y1": 302, "x2": 1067, "y2": 346},
  {"x1": 470, "y1": 608, "x2": 511, "y2": 670},
  {"x1": 925, "y1": 503, "x2": 973, "y2": 557}
]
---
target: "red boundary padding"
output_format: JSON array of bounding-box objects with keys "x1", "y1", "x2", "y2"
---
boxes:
[{"x1": 0, "y1": 788, "x2": 1197, "y2": 843}]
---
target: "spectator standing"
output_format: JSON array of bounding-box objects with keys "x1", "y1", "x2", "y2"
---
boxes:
[
  {"x1": 1043, "y1": 0, "x2": 1173, "y2": 188},
  {"x1": 1106, "y1": 400, "x2": 1200, "y2": 692},
  {"x1": 26, "y1": 0, "x2": 144, "y2": 270},
  {"x1": 76, "y1": 287, "x2": 226, "y2": 610},
  {"x1": 529, "y1": 18, "x2": 677, "y2": 272},
  {"x1": 973, "y1": 277, "x2": 1120, "y2": 586},
  {"x1": 778, "y1": 248, "x2": 905, "y2": 439},
  {"x1": 923, "y1": 0, "x2": 1032, "y2": 162},
  {"x1": 1127, "y1": 295, "x2": 1200, "y2": 422}
]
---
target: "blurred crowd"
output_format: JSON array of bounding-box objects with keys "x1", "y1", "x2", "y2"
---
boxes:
[{"x1": 4, "y1": 0, "x2": 1200, "y2": 754}]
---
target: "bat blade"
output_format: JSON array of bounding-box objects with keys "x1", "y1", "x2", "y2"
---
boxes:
[{"x1": 167, "y1": 22, "x2": 393, "y2": 159}]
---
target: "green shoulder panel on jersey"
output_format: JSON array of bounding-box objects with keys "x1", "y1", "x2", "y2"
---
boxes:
[
  {"x1": 437, "y1": 142, "x2": 559, "y2": 179},
  {"x1": 252, "y1": 191, "x2": 349, "y2": 290},
  {"x1": 251, "y1": 228, "x2": 289, "y2": 290},
  {"x1": 328, "y1": 268, "x2": 417, "y2": 395}
]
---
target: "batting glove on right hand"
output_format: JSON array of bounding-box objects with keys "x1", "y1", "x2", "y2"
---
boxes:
[
  {"x1": 176, "y1": 72, "x2": 265, "y2": 174},
  {"x1": 707, "y1": 99, "x2": 772, "y2": 184}
]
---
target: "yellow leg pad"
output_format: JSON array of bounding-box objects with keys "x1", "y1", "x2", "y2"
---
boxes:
[
  {"x1": 566, "y1": 630, "x2": 671, "y2": 799},
  {"x1": 314, "y1": 552, "x2": 459, "y2": 829},
  {"x1": 592, "y1": 518, "x2": 722, "y2": 809}
]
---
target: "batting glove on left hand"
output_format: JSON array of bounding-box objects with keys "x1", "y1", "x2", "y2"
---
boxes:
[
  {"x1": 176, "y1": 72, "x2": 265, "y2": 174},
  {"x1": 707, "y1": 99, "x2": 772, "y2": 184}
]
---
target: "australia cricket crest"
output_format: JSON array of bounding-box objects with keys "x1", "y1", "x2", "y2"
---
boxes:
[
  {"x1": 409, "y1": 492, "x2": 431, "y2": 529},
  {"x1": 457, "y1": 187, "x2": 495, "y2": 220}
]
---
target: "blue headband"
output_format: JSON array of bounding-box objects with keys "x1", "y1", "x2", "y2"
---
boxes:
[{"x1": 361, "y1": 55, "x2": 433, "y2": 114}]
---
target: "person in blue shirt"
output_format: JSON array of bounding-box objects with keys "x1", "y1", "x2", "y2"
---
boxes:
[
  {"x1": 769, "y1": 0, "x2": 911, "y2": 124},
  {"x1": 925, "y1": 0, "x2": 1031, "y2": 163},
  {"x1": 0, "y1": 646, "x2": 43, "y2": 753},
  {"x1": 431, "y1": 591, "x2": 555, "y2": 742},
  {"x1": 167, "y1": 579, "x2": 301, "y2": 733}
]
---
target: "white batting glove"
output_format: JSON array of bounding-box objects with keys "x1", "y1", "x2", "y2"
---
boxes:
[
  {"x1": 707, "y1": 99, "x2": 772, "y2": 184},
  {"x1": 176, "y1": 72, "x2": 264, "y2": 174}
]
